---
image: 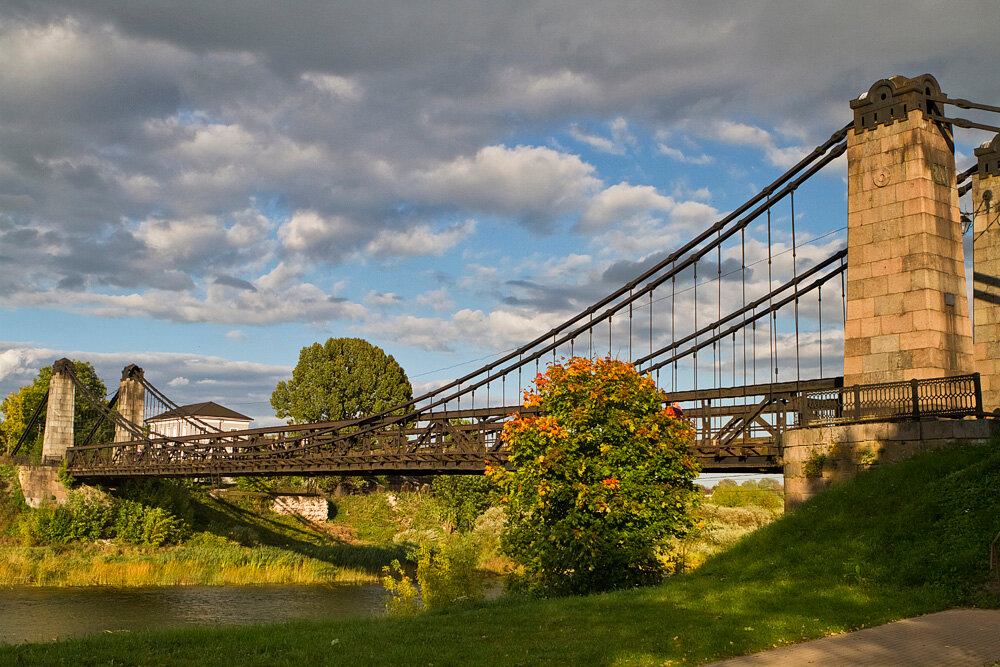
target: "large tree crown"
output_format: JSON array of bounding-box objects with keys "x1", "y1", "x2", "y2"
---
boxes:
[{"x1": 270, "y1": 337, "x2": 412, "y2": 424}]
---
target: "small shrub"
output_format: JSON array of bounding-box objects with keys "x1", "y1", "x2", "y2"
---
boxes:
[
  {"x1": 382, "y1": 535, "x2": 484, "y2": 615},
  {"x1": 17, "y1": 493, "x2": 112, "y2": 544},
  {"x1": 382, "y1": 559, "x2": 421, "y2": 617},
  {"x1": 115, "y1": 479, "x2": 196, "y2": 527},
  {"x1": 490, "y1": 356, "x2": 699, "y2": 596},
  {"x1": 858, "y1": 448, "x2": 877, "y2": 467},
  {"x1": 416, "y1": 534, "x2": 483, "y2": 609},
  {"x1": 471, "y1": 506, "x2": 506, "y2": 558},
  {"x1": 56, "y1": 460, "x2": 76, "y2": 489},
  {"x1": 432, "y1": 475, "x2": 495, "y2": 532},
  {"x1": 113, "y1": 499, "x2": 186, "y2": 546},
  {"x1": 16, "y1": 489, "x2": 187, "y2": 547},
  {"x1": 804, "y1": 452, "x2": 827, "y2": 478},
  {"x1": 187, "y1": 531, "x2": 237, "y2": 550},
  {"x1": 0, "y1": 465, "x2": 27, "y2": 537},
  {"x1": 234, "y1": 476, "x2": 279, "y2": 493}
]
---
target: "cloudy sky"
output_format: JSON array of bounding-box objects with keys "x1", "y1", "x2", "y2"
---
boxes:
[{"x1": 2, "y1": 1, "x2": 999, "y2": 425}]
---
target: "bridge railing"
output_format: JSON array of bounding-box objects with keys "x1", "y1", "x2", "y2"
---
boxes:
[{"x1": 795, "y1": 373, "x2": 983, "y2": 426}]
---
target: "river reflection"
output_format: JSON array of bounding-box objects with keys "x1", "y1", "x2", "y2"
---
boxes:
[{"x1": 0, "y1": 584, "x2": 387, "y2": 644}]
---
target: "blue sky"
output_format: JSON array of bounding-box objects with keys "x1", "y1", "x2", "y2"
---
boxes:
[{"x1": 2, "y1": 1, "x2": 999, "y2": 426}]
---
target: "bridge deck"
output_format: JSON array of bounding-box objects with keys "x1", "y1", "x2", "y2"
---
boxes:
[{"x1": 67, "y1": 380, "x2": 835, "y2": 480}]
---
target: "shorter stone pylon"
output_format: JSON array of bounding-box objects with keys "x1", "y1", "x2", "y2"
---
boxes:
[
  {"x1": 115, "y1": 364, "x2": 145, "y2": 442},
  {"x1": 40, "y1": 358, "x2": 75, "y2": 463}
]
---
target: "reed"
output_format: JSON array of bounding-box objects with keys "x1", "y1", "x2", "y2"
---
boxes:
[
  {"x1": 0, "y1": 541, "x2": 379, "y2": 587},
  {"x1": 667, "y1": 502, "x2": 782, "y2": 572}
]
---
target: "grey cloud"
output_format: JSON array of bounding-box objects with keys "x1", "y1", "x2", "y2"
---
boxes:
[
  {"x1": 601, "y1": 255, "x2": 668, "y2": 286},
  {"x1": 214, "y1": 275, "x2": 258, "y2": 291},
  {"x1": 0, "y1": 1, "x2": 997, "y2": 331},
  {"x1": 501, "y1": 253, "x2": 754, "y2": 315}
]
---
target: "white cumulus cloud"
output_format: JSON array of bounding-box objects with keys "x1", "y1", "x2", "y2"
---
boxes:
[{"x1": 367, "y1": 220, "x2": 476, "y2": 258}]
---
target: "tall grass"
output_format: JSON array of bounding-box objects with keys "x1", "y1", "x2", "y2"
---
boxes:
[
  {"x1": 668, "y1": 503, "x2": 781, "y2": 571},
  {"x1": 0, "y1": 539, "x2": 378, "y2": 587},
  {"x1": 0, "y1": 484, "x2": 410, "y2": 587}
]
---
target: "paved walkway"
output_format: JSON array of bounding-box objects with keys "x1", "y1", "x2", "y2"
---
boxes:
[{"x1": 706, "y1": 609, "x2": 1000, "y2": 666}]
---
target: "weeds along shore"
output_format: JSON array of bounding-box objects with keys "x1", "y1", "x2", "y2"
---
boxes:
[
  {"x1": 0, "y1": 472, "x2": 509, "y2": 588},
  {"x1": 0, "y1": 466, "x2": 784, "y2": 589}
]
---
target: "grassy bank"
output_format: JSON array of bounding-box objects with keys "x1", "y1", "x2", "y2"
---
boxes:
[
  {"x1": 0, "y1": 478, "x2": 498, "y2": 587},
  {"x1": 0, "y1": 538, "x2": 386, "y2": 587},
  {"x1": 4, "y1": 441, "x2": 999, "y2": 664},
  {"x1": 0, "y1": 483, "x2": 413, "y2": 587}
]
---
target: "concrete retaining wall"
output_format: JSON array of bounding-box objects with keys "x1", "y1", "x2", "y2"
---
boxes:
[
  {"x1": 16, "y1": 465, "x2": 69, "y2": 508},
  {"x1": 783, "y1": 418, "x2": 1000, "y2": 509},
  {"x1": 271, "y1": 494, "x2": 329, "y2": 522}
]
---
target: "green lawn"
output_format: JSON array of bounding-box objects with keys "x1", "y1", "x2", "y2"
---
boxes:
[{"x1": 3, "y1": 441, "x2": 999, "y2": 665}]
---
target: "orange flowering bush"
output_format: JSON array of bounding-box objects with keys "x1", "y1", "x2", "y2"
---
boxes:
[{"x1": 489, "y1": 356, "x2": 698, "y2": 595}]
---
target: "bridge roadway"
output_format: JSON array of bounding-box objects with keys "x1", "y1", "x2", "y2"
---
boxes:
[{"x1": 64, "y1": 378, "x2": 844, "y2": 480}]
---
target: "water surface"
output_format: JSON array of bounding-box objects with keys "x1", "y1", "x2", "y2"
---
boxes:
[{"x1": 0, "y1": 584, "x2": 386, "y2": 644}]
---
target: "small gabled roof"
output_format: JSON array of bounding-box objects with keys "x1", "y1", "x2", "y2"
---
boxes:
[{"x1": 146, "y1": 401, "x2": 252, "y2": 423}]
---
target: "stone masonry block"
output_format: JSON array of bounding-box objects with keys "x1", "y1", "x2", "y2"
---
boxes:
[
  {"x1": 844, "y1": 338, "x2": 871, "y2": 357},
  {"x1": 852, "y1": 297, "x2": 876, "y2": 319},
  {"x1": 880, "y1": 313, "x2": 913, "y2": 334},
  {"x1": 870, "y1": 334, "x2": 899, "y2": 354},
  {"x1": 886, "y1": 272, "x2": 912, "y2": 295},
  {"x1": 874, "y1": 293, "x2": 904, "y2": 316},
  {"x1": 884, "y1": 420, "x2": 921, "y2": 441},
  {"x1": 899, "y1": 329, "x2": 945, "y2": 351}
]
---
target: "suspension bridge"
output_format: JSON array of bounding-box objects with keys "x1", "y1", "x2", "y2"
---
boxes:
[{"x1": 13, "y1": 74, "x2": 1000, "y2": 505}]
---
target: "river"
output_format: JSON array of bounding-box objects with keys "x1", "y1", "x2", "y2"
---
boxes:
[{"x1": 0, "y1": 584, "x2": 387, "y2": 644}]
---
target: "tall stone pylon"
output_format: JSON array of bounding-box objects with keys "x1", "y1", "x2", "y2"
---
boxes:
[
  {"x1": 844, "y1": 74, "x2": 973, "y2": 385},
  {"x1": 972, "y1": 134, "x2": 1000, "y2": 411},
  {"x1": 115, "y1": 364, "x2": 145, "y2": 442},
  {"x1": 40, "y1": 358, "x2": 75, "y2": 463}
]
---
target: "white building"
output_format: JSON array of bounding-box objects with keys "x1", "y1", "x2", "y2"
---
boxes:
[{"x1": 146, "y1": 401, "x2": 252, "y2": 439}]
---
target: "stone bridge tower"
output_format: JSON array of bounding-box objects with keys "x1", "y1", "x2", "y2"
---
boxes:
[
  {"x1": 843, "y1": 74, "x2": 973, "y2": 385},
  {"x1": 40, "y1": 358, "x2": 75, "y2": 464},
  {"x1": 972, "y1": 134, "x2": 1000, "y2": 411},
  {"x1": 115, "y1": 364, "x2": 145, "y2": 442}
]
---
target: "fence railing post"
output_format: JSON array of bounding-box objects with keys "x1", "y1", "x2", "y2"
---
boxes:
[
  {"x1": 853, "y1": 384, "x2": 861, "y2": 421},
  {"x1": 910, "y1": 378, "x2": 920, "y2": 419},
  {"x1": 797, "y1": 393, "x2": 810, "y2": 427},
  {"x1": 973, "y1": 372, "x2": 984, "y2": 418}
]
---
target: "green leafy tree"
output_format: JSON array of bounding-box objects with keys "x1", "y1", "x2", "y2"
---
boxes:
[
  {"x1": 0, "y1": 361, "x2": 112, "y2": 457},
  {"x1": 488, "y1": 356, "x2": 699, "y2": 596},
  {"x1": 271, "y1": 338, "x2": 412, "y2": 424}
]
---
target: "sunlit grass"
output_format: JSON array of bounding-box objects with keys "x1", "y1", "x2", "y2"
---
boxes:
[
  {"x1": 4, "y1": 441, "x2": 999, "y2": 664},
  {"x1": 0, "y1": 541, "x2": 378, "y2": 587},
  {"x1": 0, "y1": 488, "x2": 413, "y2": 588}
]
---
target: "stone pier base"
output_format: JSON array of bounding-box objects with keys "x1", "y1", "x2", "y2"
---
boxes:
[
  {"x1": 783, "y1": 418, "x2": 1000, "y2": 510},
  {"x1": 16, "y1": 465, "x2": 69, "y2": 508}
]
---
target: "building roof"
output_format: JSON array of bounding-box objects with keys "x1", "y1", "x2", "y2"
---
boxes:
[{"x1": 146, "y1": 401, "x2": 252, "y2": 423}]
